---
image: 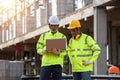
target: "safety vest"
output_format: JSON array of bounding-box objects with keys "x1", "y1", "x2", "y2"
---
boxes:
[
  {"x1": 67, "y1": 33, "x2": 101, "y2": 72},
  {"x1": 36, "y1": 31, "x2": 66, "y2": 67}
]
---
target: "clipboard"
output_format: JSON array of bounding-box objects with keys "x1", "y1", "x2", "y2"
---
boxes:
[{"x1": 46, "y1": 38, "x2": 66, "y2": 51}]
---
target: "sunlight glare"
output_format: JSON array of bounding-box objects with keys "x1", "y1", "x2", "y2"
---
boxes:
[{"x1": 1, "y1": 0, "x2": 15, "y2": 9}]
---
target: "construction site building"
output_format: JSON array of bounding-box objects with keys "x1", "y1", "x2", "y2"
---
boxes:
[{"x1": 0, "y1": 0, "x2": 120, "y2": 79}]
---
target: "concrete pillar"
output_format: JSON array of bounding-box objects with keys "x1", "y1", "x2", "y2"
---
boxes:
[
  {"x1": 8, "y1": 23, "x2": 13, "y2": 40},
  {"x1": 118, "y1": 45, "x2": 120, "y2": 63},
  {"x1": 26, "y1": 1, "x2": 36, "y2": 32},
  {"x1": 40, "y1": 7, "x2": 47, "y2": 26},
  {"x1": 111, "y1": 28, "x2": 117, "y2": 64},
  {"x1": 3, "y1": 24, "x2": 7, "y2": 42},
  {"x1": 0, "y1": 26, "x2": 2, "y2": 43},
  {"x1": 57, "y1": 0, "x2": 74, "y2": 18},
  {"x1": 5, "y1": 26, "x2": 9, "y2": 41},
  {"x1": 16, "y1": 20, "x2": 23, "y2": 36},
  {"x1": 94, "y1": 7, "x2": 107, "y2": 74},
  {"x1": 47, "y1": 2, "x2": 52, "y2": 18},
  {"x1": 26, "y1": 16, "x2": 36, "y2": 32}
]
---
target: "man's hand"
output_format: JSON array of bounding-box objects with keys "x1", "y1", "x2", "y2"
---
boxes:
[
  {"x1": 52, "y1": 48, "x2": 60, "y2": 55},
  {"x1": 82, "y1": 60, "x2": 92, "y2": 66},
  {"x1": 42, "y1": 47, "x2": 47, "y2": 54}
]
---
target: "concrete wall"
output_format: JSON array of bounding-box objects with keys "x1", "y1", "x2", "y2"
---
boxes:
[
  {"x1": 9, "y1": 61, "x2": 24, "y2": 80},
  {"x1": 0, "y1": 60, "x2": 24, "y2": 80},
  {"x1": 0, "y1": 60, "x2": 10, "y2": 80}
]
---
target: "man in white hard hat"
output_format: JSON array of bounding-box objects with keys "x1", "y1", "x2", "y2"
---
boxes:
[
  {"x1": 48, "y1": 15, "x2": 60, "y2": 34},
  {"x1": 36, "y1": 15, "x2": 67, "y2": 80}
]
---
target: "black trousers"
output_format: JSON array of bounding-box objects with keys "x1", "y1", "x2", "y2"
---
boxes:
[{"x1": 39, "y1": 65, "x2": 62, "y2": 80}]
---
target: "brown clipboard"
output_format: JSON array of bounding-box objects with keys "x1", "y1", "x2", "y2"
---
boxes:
[{"x1": 46, "y1": 38, "x2": 66, "y2": 51}]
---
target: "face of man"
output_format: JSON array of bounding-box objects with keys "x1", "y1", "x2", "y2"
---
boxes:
[
  {"x1": 49, "y1": 24, "x2": 59, "y2": 34},
  {"x1": 70, "y1": 28, "x2": 81, "y2": 37}
]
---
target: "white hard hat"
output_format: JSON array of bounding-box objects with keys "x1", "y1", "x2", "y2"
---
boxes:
[{"x1": 48, "y1": 15, "x2": 59, "y2": 25}]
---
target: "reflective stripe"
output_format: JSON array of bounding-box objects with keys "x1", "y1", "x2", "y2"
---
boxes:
[
  {"x1": 43, "y1": 33, "x2": 45, "y2": 40},
  {"x1": 89, "y1": 44, "x2": 100, "y2": 50},
  {"x1": 37, "y1": 42, "x2": 45, "y2": 47},
  {"x1": 77, "y1": 54, "x2": 93, "y2": 57},
  {"x1": 70, "y1": 39, "x2": 72, "y2": 45},
  {"x1": 71, "y1": 49, "x2": 75, "y2": 52},
  {"x1": 68, "y1": 49, "x2": 80, "y2": 51},
  {"x1": 83, "y1": 48, "x2": 91, "y2": 51},
  {"x1": 69, "y1": 48, "x2": 93, "y2": 51},
  {"x1": 67, "y1": 49, "x2": 75, "y2": 52},
  {"x1": 77, "y1": 48, "x2": 80, "y2": 51},
  {"x1": 93, "y1": 49, "x2": 101, "y2": 52},
  {"x1": 89, "y1": 44, "x2": 93, "y2": 49},
  {"x1": 62, "y1": 34, "x2": 64, "y2": 38},
  {"x1": 66, "y1": 50, "x2": 69, "y2": 53},
  {"x1": 71, "y1": 54, "x2": 93, "y2": 57},
  {"x1": 72, "y1": 55, "x2": 75, "y2": 57},
  {"x1": 68, "y1": 45, "x2": 71, "y2": 48},
  {"x1": 85, "y1": 35, "x2": 88, "y2": 44},
  {"x1": 95, "y1": 43, "x2": 97, "y2": 44},
  {"x1": 36, "y1": 47, "x2": 41, "y2": 50},
  {"x1": 66, "y1": 50, "x2": 68, "y2": 54},
  {"x1": 71, "y1": 48, "x2": 94, "y2": 51}
]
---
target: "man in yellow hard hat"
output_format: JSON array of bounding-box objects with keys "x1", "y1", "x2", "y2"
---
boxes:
[
  {"x1": 67, "y1": 19, "x2": 101, "y2": 80},
  {"x1": 36, "y1": 15, "x2": 67, "y2": 80}
]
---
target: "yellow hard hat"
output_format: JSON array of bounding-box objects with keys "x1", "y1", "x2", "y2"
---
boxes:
[{"x1": 67, "y1": 20, "x2": 81, "y2": 29}]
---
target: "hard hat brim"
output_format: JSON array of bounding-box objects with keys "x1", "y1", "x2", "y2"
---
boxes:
[
  {"x1": 49, "y1": 23, "x2": 59, "y2": 25},
  {"x1": 67, "y1": 26, "x2": 80, "y2": 29}
]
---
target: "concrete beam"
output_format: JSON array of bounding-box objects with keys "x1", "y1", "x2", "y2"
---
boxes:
[
  {"x1": 112, "y1": 20, "x2": 120, "y2": 26},
  {"x1": 93, "y1": 0, "x2": 111, "y2": 7},
  {"x1": 60, "y1": 5, "x2": 93, "y2": 26},
  {"x1": 0, "y1": 25, "x2": 49, "y2": 49}
]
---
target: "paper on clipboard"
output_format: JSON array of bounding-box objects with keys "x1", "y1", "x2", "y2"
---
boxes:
[{"x1": 46, "y1": 38, "x2": 66, "y2": 51}]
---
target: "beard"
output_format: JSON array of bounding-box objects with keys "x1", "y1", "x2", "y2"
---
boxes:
[{"x1": 50, "y1": 29, "x2": 57, "y2": 33}]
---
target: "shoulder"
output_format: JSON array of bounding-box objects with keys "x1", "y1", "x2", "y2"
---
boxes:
[
  {"x1": 58, "y1": 31, "x2": 66, "y2": 37},
  {"x1": 41, "y1": 31, "x2": 50, "y2": 36},
  {"x1": 39, "y1": 31, "x2": 50, "y2": 40},
  {"x1": 58, "y1": 31, "x2": 64, "y2": 35},
  {"x1": 82, "y1": 33, "x2": 88, "y2": 37},
  {"x1": 82, "y1": 33, "x2": 93, "y2": 39},
  {"x1": 44, "y1": 31, "x2": 50, "y2": 35}
]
